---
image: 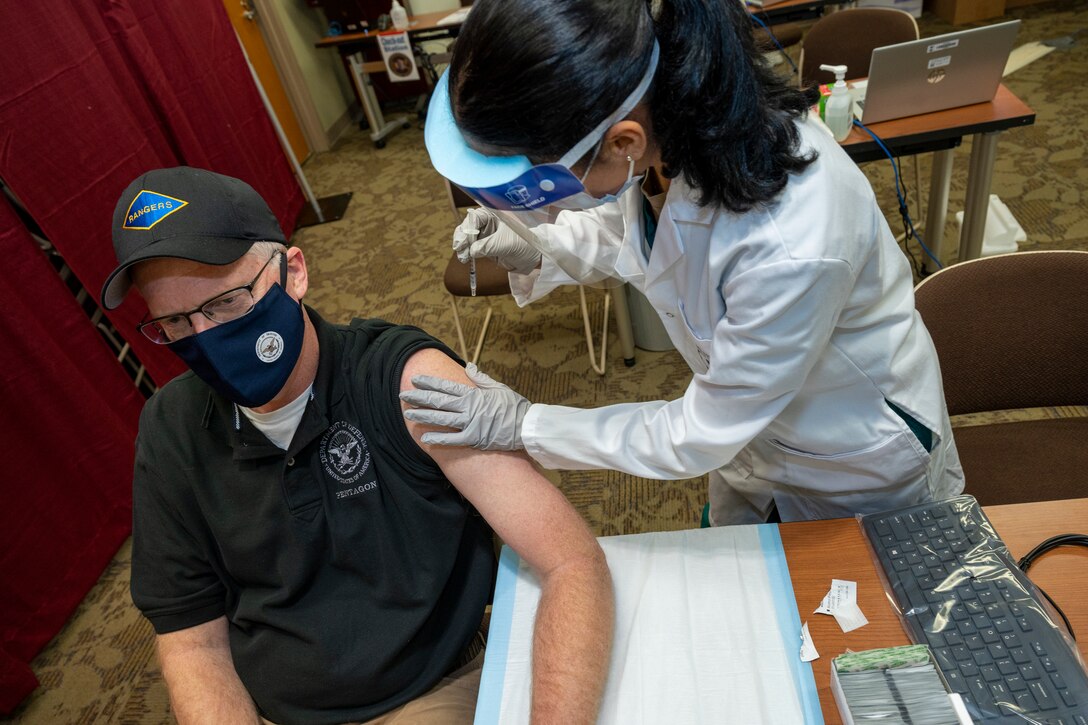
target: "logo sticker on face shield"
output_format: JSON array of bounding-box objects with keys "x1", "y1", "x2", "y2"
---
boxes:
[
  {"x1": 255, "y1": 331, "x2": 284, "y2": 363},
  {"x1": 505, "y1": 185, "x2": 532, "y2": 205}
]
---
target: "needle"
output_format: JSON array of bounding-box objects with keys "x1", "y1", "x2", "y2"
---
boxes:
[{"x1": 469, "y1": 257, "x2": 477, "y2": 297}]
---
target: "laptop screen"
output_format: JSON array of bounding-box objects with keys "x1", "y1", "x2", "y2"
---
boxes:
[{"x1": 857, "y1": 20, "x2": 1020, "y2": 125}]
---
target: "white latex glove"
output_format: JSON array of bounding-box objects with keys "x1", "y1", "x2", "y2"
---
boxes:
[
  {"x1": 400, "y1": 363, "x2": 531, "y2": 450},
  {"x1": 452, "y1": 208, "x2": 542, "y2": 275}
]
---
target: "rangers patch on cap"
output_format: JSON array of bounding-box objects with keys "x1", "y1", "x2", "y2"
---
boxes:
[{"x1": 123, "y1": 190, "x2": 188, "y2": 230}]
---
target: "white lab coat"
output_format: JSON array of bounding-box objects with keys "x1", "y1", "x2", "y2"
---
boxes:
[{"x1": 509, "y1": 116, "x2": 964, "y2": 524}]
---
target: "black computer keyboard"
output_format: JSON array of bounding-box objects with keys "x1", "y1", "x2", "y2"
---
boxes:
[{"x1": 860, "y1": 495, "x2": 1088, "y2": 723}]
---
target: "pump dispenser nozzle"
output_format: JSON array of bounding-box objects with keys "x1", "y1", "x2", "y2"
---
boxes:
[{"x1": 819, "y1": 64, "x2": 849, "y2": 85}]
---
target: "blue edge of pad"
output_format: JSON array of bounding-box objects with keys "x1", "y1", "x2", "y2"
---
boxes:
[
  {"x1": 474, "y1": 545, "x2": 520, "y2": 725},
  {"x1": 476, "y1": 528, "x2": 823, "y2": 724},
  {"x1": 758, "y1": 524, "x2": 824, "y2": 724}
]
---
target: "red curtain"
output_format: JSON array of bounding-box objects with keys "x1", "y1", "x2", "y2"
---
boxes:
[
  {"x1": 0, "y1": 197, "x2": 144, "y2": 712},
  {"x1": 0, "y1": 0, "x2": 305, "y2": 388},
  {"x1": 0, "y1": 0, "x2": 304, "y2": 712}
]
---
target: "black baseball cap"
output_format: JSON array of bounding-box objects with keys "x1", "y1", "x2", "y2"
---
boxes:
[{"x1": 100, "y1": 166, "x2": 287, "y2": 310}]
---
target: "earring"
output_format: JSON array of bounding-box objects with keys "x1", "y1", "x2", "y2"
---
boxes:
[{"x1": 627, "y1": 155, "x2": 635, "y2": 177}]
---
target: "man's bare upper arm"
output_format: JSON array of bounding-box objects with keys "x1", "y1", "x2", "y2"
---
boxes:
[
  {"x1": 157, "y1": 616, "x2": 230, "y2": 658},
  {"x1": 400, "y1": 349, "x2": 600, "y2": 575}
]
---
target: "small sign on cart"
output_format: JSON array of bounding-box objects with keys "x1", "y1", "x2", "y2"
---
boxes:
[{"x1": 377, "y1": 31, "x2": 419, "y2": 82}]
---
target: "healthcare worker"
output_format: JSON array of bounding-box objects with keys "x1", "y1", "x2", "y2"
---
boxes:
[{"x1": 401, "y1": 0, "x2": 965, "y2": 525}]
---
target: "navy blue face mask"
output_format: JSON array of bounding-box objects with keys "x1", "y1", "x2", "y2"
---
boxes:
[{"x1": 168, "y1": 282, "x2": 305, "y2": 408}]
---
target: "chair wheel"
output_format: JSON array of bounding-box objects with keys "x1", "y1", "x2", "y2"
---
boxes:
[
  {"x1": 375, "y1": 139, "x2": 387, "y2": 149},
  {"x1": 624, "y1": 357, "x2": 636, "y2": 367}
]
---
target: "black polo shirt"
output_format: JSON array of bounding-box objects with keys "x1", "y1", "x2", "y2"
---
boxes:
[{"x1": 130, "y1": 309, "x2": 495, "y2": 725}]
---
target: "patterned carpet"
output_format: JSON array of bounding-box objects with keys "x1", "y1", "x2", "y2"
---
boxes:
[{"x1": 6, "y1": 2, "x2": 1087, "y2": 722}]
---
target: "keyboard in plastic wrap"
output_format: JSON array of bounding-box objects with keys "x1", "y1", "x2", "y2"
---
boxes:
[{"x1": 860, "y1": 495, "x2": 1088, "y2": 724}]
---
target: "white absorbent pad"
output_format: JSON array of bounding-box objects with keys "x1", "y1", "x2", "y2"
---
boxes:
[{"x1": 474, "y1": 524, "x2": 822, "y2": 724}]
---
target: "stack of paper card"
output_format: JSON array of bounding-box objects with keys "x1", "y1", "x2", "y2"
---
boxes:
[
  {"x1": 437, "y1": 7, "x2": 471, "y2": 25},
  {"x1": 832, "y1": 646, "x2": 971, "y2": 725}
]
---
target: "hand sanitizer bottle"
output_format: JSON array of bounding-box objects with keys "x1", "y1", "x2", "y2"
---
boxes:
[
  {"x1": 819, "y1": 64, "x2": 853, "y2": 142},
  {"x1": 391, "y1": 0, "x2": 409, "y2": 30}
]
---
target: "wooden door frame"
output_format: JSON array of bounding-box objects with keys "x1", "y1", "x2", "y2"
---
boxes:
[{"x1": 251, "y1": 0, "x2": 331, "y2": 153}]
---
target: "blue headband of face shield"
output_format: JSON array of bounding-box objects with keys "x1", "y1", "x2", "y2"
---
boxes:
[{"x1": 425, "y1": 41, "x2": 660, "y2": 212}]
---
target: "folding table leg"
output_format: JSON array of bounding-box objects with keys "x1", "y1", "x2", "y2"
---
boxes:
[
  {"x1": 959, "y1": 131, "x2": 1002, "y2": 262},
  {"x1": 347, "y1": 52, "x2": 410, "y2": 149},
  {"x1": 922, "y1": 148, "x2": 954, "y2": 275},
  {"x1": 610, "y1": 284, "x2": 636, "y2": 368}
]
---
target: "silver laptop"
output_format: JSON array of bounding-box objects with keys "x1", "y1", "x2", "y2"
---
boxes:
[{"x1": 853, "y1": 20, "x2": 1020, "y2": 125}]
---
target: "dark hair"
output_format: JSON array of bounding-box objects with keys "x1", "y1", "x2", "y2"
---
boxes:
[{"x1": 449, "y1": 0, "x2": 818, "y2": 213}]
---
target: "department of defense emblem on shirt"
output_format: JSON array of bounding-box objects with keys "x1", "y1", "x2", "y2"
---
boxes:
[
  {"x1": 123, "y1": 190, "x2": 188, "y2": 230},
  {"x1": 320, "y1": 421, "x2": 372, "y2": 486}
]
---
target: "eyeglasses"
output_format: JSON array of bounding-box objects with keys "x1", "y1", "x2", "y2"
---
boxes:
[{"x1": 138, "y1": 252, "x2": 284, "y2": 344}]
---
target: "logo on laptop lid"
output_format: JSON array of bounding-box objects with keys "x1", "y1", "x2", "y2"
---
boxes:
[{"x1": 123, "y1": 190, "x2": 188, "y2": 230}]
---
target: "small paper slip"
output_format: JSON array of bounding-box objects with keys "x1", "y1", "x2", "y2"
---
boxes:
[
  {"x1": 437, "y1": 7, "x2": 471, "y2": 25},
  {"x1": 815, "y1": 579, "x2": 869, "y2": 633},
  {"x1": 800, "y1": 622, "x2": 819, "y2": 662}
]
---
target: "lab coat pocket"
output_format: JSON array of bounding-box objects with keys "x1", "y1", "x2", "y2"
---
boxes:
[
  {"x1": 721, "y1": 446, "x2": 754, "y2": 483},
  {"x1": 766, "y1": 430, "x2": 931, "y2": 494},
  {"x1": 676, "y1": 299, "x2": 711, "y2": 374}
]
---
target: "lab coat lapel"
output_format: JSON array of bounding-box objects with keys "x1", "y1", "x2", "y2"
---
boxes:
[
  {"x1": 645, "y1": 183, "x2": 715, "y2": 286},
  {"x1": 644, "y1": 211, "x2": 685, "y2": 285},
  {"x1": 613, "y1": 188, "x2": 649, "y2": 283}
]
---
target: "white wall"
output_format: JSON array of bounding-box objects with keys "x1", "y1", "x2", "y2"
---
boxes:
[
  {"x1": 267, "y1": 0, "x2": 356, "y2": 144},
  {"x1": 406, "y1": 0, "x2": 460, "y2": 13}
]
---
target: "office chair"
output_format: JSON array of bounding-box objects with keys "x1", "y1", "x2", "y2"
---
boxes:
[
  {"x1": 798, "y1": 7, "x2": 918, "y2": 88},
  {"x1": 754, "y1": 22, "x2": 804, "y2": 67},
  {"x1": 441, "y1": 181, "x2": 614, "y2": 373},
  {"x1": 798, "y1": 8, "x2": 926, "y2": 256},
  {"x1": 913, "y1": 250, "x2": 1088, "y2": 505}
]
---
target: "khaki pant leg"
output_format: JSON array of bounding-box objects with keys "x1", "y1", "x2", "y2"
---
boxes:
[
  {"x1": 261, "y1": 645, "x2": 487, "y2": 725},
  {"x1": 364, "y1": 651, "x2": 484, "y2": 725}
]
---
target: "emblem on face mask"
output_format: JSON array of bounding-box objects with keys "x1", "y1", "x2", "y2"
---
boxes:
[
  {"x1": 255, "y1": 331, "x2": 284, "y2": 363},
  {"x1": 320, "y1": 421, "x2": 372, "y2": 485}
]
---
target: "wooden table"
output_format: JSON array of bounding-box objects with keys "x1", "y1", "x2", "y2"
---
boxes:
[
  {"x1": 840, "y1": 84, "x2": 1036, "y2": 272},
  {"x1": 315, "y1": 8, "x2": 467, "y2": 148},
  {"x1": 781, "y1": 497, "x2": 1088, "y2": 724},
  {"x1": 314, "y1": 8, "x2": 466, "y2": 52}
]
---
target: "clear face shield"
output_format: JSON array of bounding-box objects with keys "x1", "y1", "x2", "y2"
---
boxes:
[{"x1": 425, "y1": 42, "x2": 659, "y2": 283}]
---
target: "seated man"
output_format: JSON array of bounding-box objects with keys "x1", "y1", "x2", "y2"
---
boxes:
[{"x1": 100, "y1": 167, "x2": 614, "y2": 725}]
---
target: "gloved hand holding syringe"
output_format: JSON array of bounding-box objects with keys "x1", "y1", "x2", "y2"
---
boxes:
[{"x1": 451, "y1": 208, "x2": 543, "y2": 291}]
